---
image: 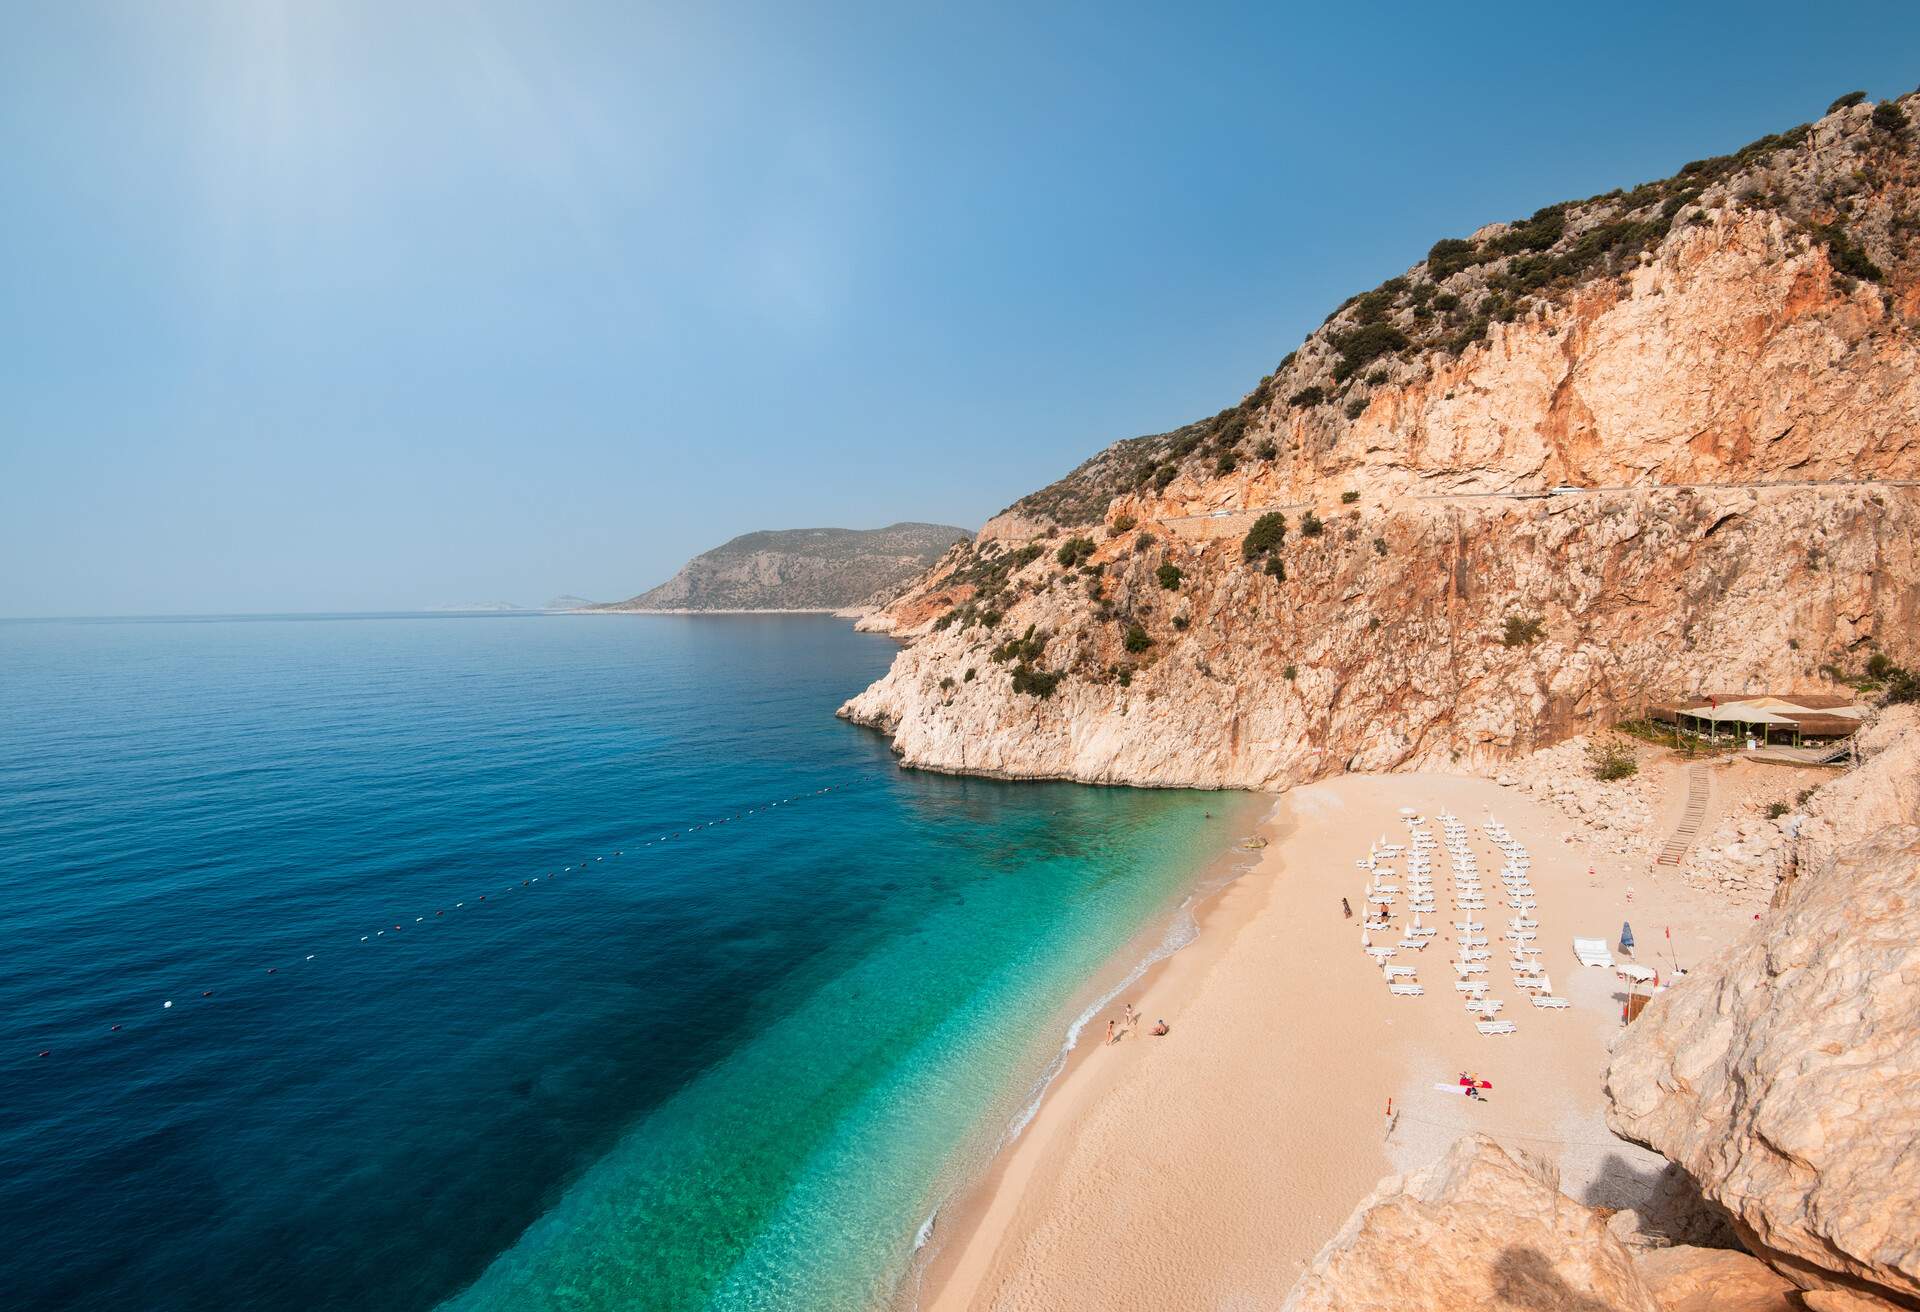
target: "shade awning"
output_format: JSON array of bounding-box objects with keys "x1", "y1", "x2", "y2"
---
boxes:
[{"x1": 1686, "y1": 704, "x2": 1797, "y2": 725}]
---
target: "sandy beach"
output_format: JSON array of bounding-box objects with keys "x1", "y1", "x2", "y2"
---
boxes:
[{"x1": 916, "y1": 769, "x2": 1755, "y2": 1311}]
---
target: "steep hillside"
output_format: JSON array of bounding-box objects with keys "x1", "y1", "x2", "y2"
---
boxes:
[
  {"x1": 599, "y1": 523, "x2": 970, "y2": 612},
  {"x1": 844, "y1": 92, "x2": 1920, "y2": 787}
]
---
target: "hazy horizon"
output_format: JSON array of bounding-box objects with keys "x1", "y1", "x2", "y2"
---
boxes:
[{"x1": 7, "y1": 2, "x2": 1920, "y2": 616}]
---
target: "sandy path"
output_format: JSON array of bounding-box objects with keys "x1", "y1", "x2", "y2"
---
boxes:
[{"x1": 917, "y1": 771, "x2": 1753, "y2": 1311}]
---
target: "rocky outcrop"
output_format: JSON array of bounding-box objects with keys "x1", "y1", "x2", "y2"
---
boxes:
[
  {"x1": 844, "y1": 487, "x2": 1917, "y2": 788},
  {"x1": 1494, "y1": 735, "x2": 1660, "y2": 858},
  {"x1": 598, "y1": 523, "x2": 969, "y2": 612},
  {"x1": 1676, "y1": 809, "x2": 1793, "y2": 898},
  {"x1": 1793, "y1": 704, "x2": 1920, "y2": 880},
  {"x1": 1281, "y1": 1135, "x2": 1661, "y2": 1311},
  {"x1": 1633, "y1": 1245, "x2": 1799, "y2": 1312},
  {"x1": 1605, "y1": 815, "x2": 1920, "y2": 1305},
  {"x1": 843, "y1": 96, "x2": 1920, "y2": 789}
]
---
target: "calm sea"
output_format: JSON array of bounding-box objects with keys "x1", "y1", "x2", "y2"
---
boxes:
[{"x1": 0, "y1": 613, "x2": 1246, "y2": 1311}]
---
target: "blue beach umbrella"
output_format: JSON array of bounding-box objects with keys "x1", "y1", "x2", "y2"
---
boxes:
[{"x1": 1620, "y1": 921, "x2": 1636, "y2": 953}]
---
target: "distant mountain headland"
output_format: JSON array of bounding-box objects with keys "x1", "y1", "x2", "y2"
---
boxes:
[
  {"x1": 596, "y1": 523, "x2": 972, "y2": 613},
  {"x1": 543, "y1": 595, "x2": 598, "y2": 611}
]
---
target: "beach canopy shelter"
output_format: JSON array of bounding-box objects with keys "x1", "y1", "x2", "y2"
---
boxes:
[{"x1": 1650, "y1": 693, "x2": 1866, "y2": 747}]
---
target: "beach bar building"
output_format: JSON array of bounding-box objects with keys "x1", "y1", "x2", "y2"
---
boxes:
[{"x1": 1647, "y1": 693, "x2": 1866, "y2": 748}]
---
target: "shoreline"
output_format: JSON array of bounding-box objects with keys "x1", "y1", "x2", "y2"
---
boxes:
[
  {"x1": 892, "y1": 791, "x2": 1276, "y2": 1310},
  {"x1": 905, "y1": 792, "x2": 1304, "y2": 1311},
  {"x1": 909, "y1": 770, "x2": 1756, "y2": 1310}
]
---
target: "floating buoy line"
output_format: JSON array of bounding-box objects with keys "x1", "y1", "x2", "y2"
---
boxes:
[{"x1": 27, "y1": 773, "x2": 889, "y2": 1063}]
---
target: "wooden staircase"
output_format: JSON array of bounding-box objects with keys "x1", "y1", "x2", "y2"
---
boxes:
[{"x1": 1656, "y1": 765, "x2": 1711, "y2": 866}]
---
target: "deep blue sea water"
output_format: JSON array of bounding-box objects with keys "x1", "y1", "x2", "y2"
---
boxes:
[{"x1": 0, "y1": 614, "x2": 1244, "y2": 1311}]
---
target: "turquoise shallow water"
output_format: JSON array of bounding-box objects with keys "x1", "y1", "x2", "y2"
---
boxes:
[{"x1": 0, "y1": 613, "x2": 1242, "y2": 1311}]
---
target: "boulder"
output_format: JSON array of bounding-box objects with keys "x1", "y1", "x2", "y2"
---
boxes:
[
  {"x1": 1633, "y1": 1245, "x2": 1798, "y2": 1312},
  {"x1": 1606, "y1": 824, "x2": 1920, "y2": 1305},
  {"x1": 1794, "y1": 712, "x2": 1920, "y2": 881},
  {"x1": 1281, "y1": 1136, "x2": 1660, "y2": 1311}
]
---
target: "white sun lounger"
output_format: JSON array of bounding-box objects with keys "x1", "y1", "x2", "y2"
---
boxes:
[
  {"x1": 1396, "y1": 938, "x2": 1429, "y2": 952},
  {"x1": 1531, "y1": 996, "x2": 1570, "y2": 1010},
  {"x1": 1453, "y1": 920, "x2": 1484, "y2": 931},
  {"x1": 1364, "y1": 946, "x2": 1398, "y2": 962},
  {"x1": 1389, "y1": 983, "x2": 1424, "y2": 997},
  {"x1": 1465, "y1": 1000, "x2": 1502, "y2": 1016},
  {"x1": 1407, "y1": 924, "x2": 1437, "y2": 937},
  {"x1": 1383, "y1": 965, "x2": 1416, "y2": 979},
  {"x1": 1461, "y1": 949, "x2": 1491, "y2": 961},
  {"x1": 1453, "y1": 980, "x2": 1487, "y2": 993},
  {"x1": 1461, "y1": 934, "x2": 1488, "y2": 946},
  {"x1": 1453, "y1": 962, "x2": 1488, "y2": 975},
  {"x1": 1476, "y1": 1020, "x2": 1518, "y2": 1036},
  {"x1": 1573, "y1": 938, "x2": 1615, "y2": 968}
]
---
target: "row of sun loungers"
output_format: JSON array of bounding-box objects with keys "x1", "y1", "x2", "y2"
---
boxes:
[{"x1": 1360, "y1": 811, "x2": 1581, "y2": 1027}]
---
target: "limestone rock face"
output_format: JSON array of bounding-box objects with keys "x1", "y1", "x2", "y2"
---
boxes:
[
  {"x1": 843, "y1": 484, "x2": 1917, "y2": 788},
  {"x1": 843, "y1": 226, "x2": 1920, "y2": 786},
  {"x1": 843, "y1": 101, "x2": 1920, "y2": 789},
  {"x1": 1604, "y1": 822, "x2": 1920, "y2": 1304},
  {"x1": 1793, "y1": 704, "x2": 1920, "y2": 882},
  {"x1": 1633, "y1": 1245, "x2": 1799, "y2": 1312},
  {"x1": 1280, "y1": 1136, "x2": 1661, "y2": 1312}
]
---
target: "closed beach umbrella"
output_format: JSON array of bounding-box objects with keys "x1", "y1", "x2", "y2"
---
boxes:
[{"x1": 1620, "y1": 921, "x2": 1636, "y2": 953}]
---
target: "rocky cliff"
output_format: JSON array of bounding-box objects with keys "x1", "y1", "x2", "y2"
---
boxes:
[
  {"x1": 843, "y1": 93, "x2": 1920, "y2": 787},
  {"x1": 1279, "y1": 1134, "x2": 1782, "y2": 1312},
  {"x1": 1605, "y1": 716, "x2": 1920, "y2": 1307},
  {"x1": 598, "y1": 523, "x2": 969, "y2": 612}
]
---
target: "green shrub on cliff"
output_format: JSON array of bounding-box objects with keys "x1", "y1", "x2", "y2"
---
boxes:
[
  {"x1": 1156, "y1": 562, "x2": 1183, "y2": 590},
  {"x1": 1502, "y1": 614, "x2": 1546, "y2": 647},
  {"x1": 1010, "y1": 664, "x2": 1061, "y2": 698},
  {"x1": 1241, "y1": 512, "x2": 1286, "y2": 560},
  {"x1": 1055, "y1": 536, "x2": 1096, "y2": 567},
  {"x1": 1124, "y1": 622, "x2": 1152, "y2": 653},
  {"x1": 1331, "y1": 323, "x2": 1409, "y2": 381}
]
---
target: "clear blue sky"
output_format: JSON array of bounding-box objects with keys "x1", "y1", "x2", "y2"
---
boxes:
[{"x1": 5, "y1": 2, "x2": 1918, "y2": 615}]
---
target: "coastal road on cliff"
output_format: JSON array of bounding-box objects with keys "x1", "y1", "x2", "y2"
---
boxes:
[{"x1": 1152, "y1": 477, "x2": 1919, "y2": 526}]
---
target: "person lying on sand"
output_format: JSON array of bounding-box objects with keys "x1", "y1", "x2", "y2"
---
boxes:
[
  {"x1": 1341, "y1": 897, "x2": 1352, "y2": 919},
  {"x1": 1150, "y1": 1019, "x2": 1170, "y2": 1036}
]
